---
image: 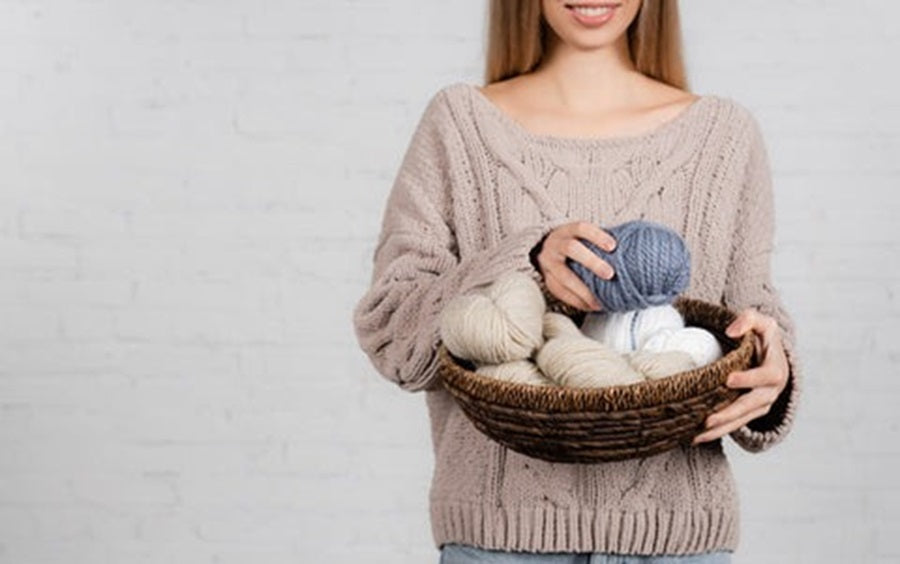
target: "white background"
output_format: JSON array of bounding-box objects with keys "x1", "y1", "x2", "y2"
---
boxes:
[{"x1": 1, "y1": 1, "x2": 898, "y2": 563}]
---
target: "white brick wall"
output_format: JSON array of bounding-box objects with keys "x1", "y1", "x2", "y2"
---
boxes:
[{"x1": 0, "y1": 1, "x2": 897, "y2": 562}]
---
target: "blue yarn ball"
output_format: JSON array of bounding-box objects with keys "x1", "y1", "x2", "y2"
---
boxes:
[{"x1": 566, "y1": 220, "x2": 691, "y2": 312}]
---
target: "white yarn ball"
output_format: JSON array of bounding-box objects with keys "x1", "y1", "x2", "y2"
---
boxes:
[
  {"x1": 641, "y1": 327, "x2": 723, "y2": 367},
  {"x1": 627, "y1": 350, "x2": 697, "y2": 381},
  {"x1": 535, "y1": 335, "x2": 644, "y2": 388},
  {"x1": 476, "y1": 359, "x2": 555, "y2": 386},
  {"x1": 543, "y1": 312, "x2": 583, "y2": 340},
  {"x1": 580, "y1": 304, "x2": 685, "y2": 353},
  {"x1": 439, "y1": 271, "x2": 546, "y2": 365}
]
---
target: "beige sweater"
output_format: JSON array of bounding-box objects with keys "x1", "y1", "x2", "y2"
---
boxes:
[{"x1": 351, "y1": 81, "x2": 801, "y2": 555}]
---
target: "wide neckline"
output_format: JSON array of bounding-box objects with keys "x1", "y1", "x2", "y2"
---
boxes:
[{"x1": 463, "y1": 82, "x2": 714, "y2": 149}]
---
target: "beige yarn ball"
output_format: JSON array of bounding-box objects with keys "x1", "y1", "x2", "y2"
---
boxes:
[
  {"x1": 476, "y1": 359, "x2": 556, "y2": 387},
  {"x1": 627, "y1": 350, "x2": 697, "y2": 381},
  {"x1": 536, "y1": 335, "x2": 644, "y2": 388},
  {"x1": 543, "y1": 312, "x2": 583, "y2": 340},
  {"x1": 439, "y1": 271, "x2": 546, "y2": 365}
]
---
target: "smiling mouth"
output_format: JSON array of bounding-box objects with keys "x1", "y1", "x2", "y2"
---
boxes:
[{"x1": 564, "y1": 2, "x2": 622, "y2": 16}]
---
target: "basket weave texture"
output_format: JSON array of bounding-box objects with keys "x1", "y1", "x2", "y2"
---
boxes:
[{"x1": 436, "y1": 278, "x2": 756, "y2": 463}]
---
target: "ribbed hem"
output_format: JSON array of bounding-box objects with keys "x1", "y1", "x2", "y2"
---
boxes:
[{"x1": 431, "y1": 501, "x2": 739, "y2": 556}]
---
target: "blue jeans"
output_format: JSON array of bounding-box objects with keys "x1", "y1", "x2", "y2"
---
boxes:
[{"x1": 439, "y1": 543, "x2": 732, "y2": 564}]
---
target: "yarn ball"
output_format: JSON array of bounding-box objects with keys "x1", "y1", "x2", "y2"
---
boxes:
[
  {"x1": 627, "y1": 350, "x2": 697, "y2": 381},
  {"x1": 566, "y1": 219, "x2": 691, "y2": 312},
  {"x1": 579, "y1": 304, "x2": 685, "y2": 353},
  {"x1": 642, "y1": 327, "x2": 724, "y2": 367},
  {"x1": 543, "y1": 312, "x2": 583, "y2": 340},
  {"x1": 536, "y1": 334, "x2": 644, "y2": 388},
  {"x1": 476, "y1": 359, "x2": 556, "y2": 387},
  {"x1": 439, "y1": 271, "x2": 546, "y2": 365}
]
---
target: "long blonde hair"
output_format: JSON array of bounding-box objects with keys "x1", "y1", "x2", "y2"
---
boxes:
[{"x1": 483, "y1": 0, "x2": 688, "y2": 90}]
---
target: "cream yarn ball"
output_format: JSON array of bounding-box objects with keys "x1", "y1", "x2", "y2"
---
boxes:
[
  {"x1": 642, "y1": 327, "x2": 723, "y2": 367},
  {"x1": 476, "y1": 359, "x2": 556, "y2": 386},
  {"x1": 543, "y1": 312, "x2": 583, "y2": 340},
  {"x1": 579, "y1": 304, "x2": 685, "y2": 353},
  {"x1": 536, "y1": 334, "x2": 644, "y2": 388},
  {"x1": 439, "y1": 271, "x2": 546, "y2": 365},
  {"x1": 627, "y1": 350, "x2": 697, "y2": 380}
]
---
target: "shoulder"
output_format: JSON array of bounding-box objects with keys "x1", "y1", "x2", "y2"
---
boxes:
[
  {"x1": 405, "y1": 81, "x2": 475, "y2": 140},
  {"x1": 433, "y1": 80, "x2": 478, "y2": 103},
  {"x1": 703, "y1": 94, "x2": 767, "y2": 142},
  {"x1": 687, "y1": 93, "x2": 771, "y2": 171},
  {"x1": 699, "y1": 97, "x2": 776, "y2": 193},
  {"x1": 417, "y1": 81, "x2": 475, "y2": 116}
]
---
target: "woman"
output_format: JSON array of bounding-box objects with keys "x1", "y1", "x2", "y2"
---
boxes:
[{"x1": 352, "y1": 0, "x2": 800, "y2": 562}]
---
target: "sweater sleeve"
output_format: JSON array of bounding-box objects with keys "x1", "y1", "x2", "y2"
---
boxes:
[
  {"x1": 721, "y1": 109, "x2": 801, "y2": 453},
  {"x1": 352, "y1": 89, "x2": 569, "y2": 393}
]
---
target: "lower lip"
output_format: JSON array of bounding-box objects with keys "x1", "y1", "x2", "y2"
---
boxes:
[{"x1": 566, "y1": 5, "x2": 618, "y2": 27}]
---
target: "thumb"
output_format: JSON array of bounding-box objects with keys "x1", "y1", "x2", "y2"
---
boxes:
[{"x1": 725, "y1": 311, "x2": 750, "y2": 338}]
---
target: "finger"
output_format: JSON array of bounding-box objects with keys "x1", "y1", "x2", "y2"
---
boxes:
[
  {"x1": 704, "y1": 388, "x2": 772, "y2": 429},
  {"x1": 740, "y1": 320, "x2": 783, "y2": 368},
  {"x1": 545, "y1": 269, "x2": 598, "y2": 311},
  {"x1": 726, "y1": 308, "x2": 773, "y2": 337},
  {"x1": 726, "y1": 309, "x2": 781, "y2": 344},
  {"x1": 761, "y1": 313, "x2": 780, "y2": 340},
  {"x1": 564, "y1": 238, "x2": 615, "y2": 281},
  {"x1": 725, "y1": 308, "x2": 758, "y2": 338},
  {"x1": 549, "y1": 266, "x2": 603, "y2": 311},
  {"x1": 767, "y1": 338, "x2": 789, "y2": 376},
  {"x1": 572, "y1": 221, "x2": 617, "y2": 252},
  {"x1": 693, "y1": 405, "x2": 770, "y2": 444},
  {"x1": 726, "y1": 364, "x2": 784, "y2": 389},
  {"x1": 749, "y1": 315, "x2": 780, "y2": 353}
]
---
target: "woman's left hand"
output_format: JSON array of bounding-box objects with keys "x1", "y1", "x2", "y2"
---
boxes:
[{"x1": 692, "y1": 308, "x2": 790, "y2": 445}]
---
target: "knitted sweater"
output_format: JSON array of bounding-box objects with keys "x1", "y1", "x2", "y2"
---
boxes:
[{"x1": 351, "y1": 81, "x2": 801, "y2": 555}]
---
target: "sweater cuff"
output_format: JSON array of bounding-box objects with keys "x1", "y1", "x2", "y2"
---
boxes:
[
  {"x1": 416, "y1": 219, "x2": 570, "y2": 393},
  {"x1": 728, "y1": 327, "x2": 801, "y2": 452},
  {"x1": 454, "y1": 218, "x2": 571, "y2": 297}
]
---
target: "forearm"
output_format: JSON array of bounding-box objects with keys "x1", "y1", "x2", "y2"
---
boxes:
[{"x1": 353, "y1": 221, "x2": 566, "y2": 392}]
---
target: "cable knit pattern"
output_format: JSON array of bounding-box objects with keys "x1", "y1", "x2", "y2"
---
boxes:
[{"x1": 351, "y1": 81, "x2": 801, "y2": 555}]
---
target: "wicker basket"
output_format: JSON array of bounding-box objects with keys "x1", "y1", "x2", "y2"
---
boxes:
[{"x1": 436, "y1": 280, "x2": 756, "y2": 463}]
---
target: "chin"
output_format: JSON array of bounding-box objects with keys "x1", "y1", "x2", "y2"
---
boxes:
[{"x1": 543, "y1": 0, "x2": 638, "y2": 49}]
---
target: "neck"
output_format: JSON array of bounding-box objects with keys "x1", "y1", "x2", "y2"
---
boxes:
[{"x1": 531, "y1": 33, "x2": 642, "y2": 112}]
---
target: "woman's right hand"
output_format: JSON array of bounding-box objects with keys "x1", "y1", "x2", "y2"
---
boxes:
[{"x1": 533, "y1": 221, "x2": 617, "y2": 312}]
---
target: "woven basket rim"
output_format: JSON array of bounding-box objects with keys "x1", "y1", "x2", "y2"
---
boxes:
[{"x1": 438, "y1": 296, "x2": 755, "y2": 414}]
